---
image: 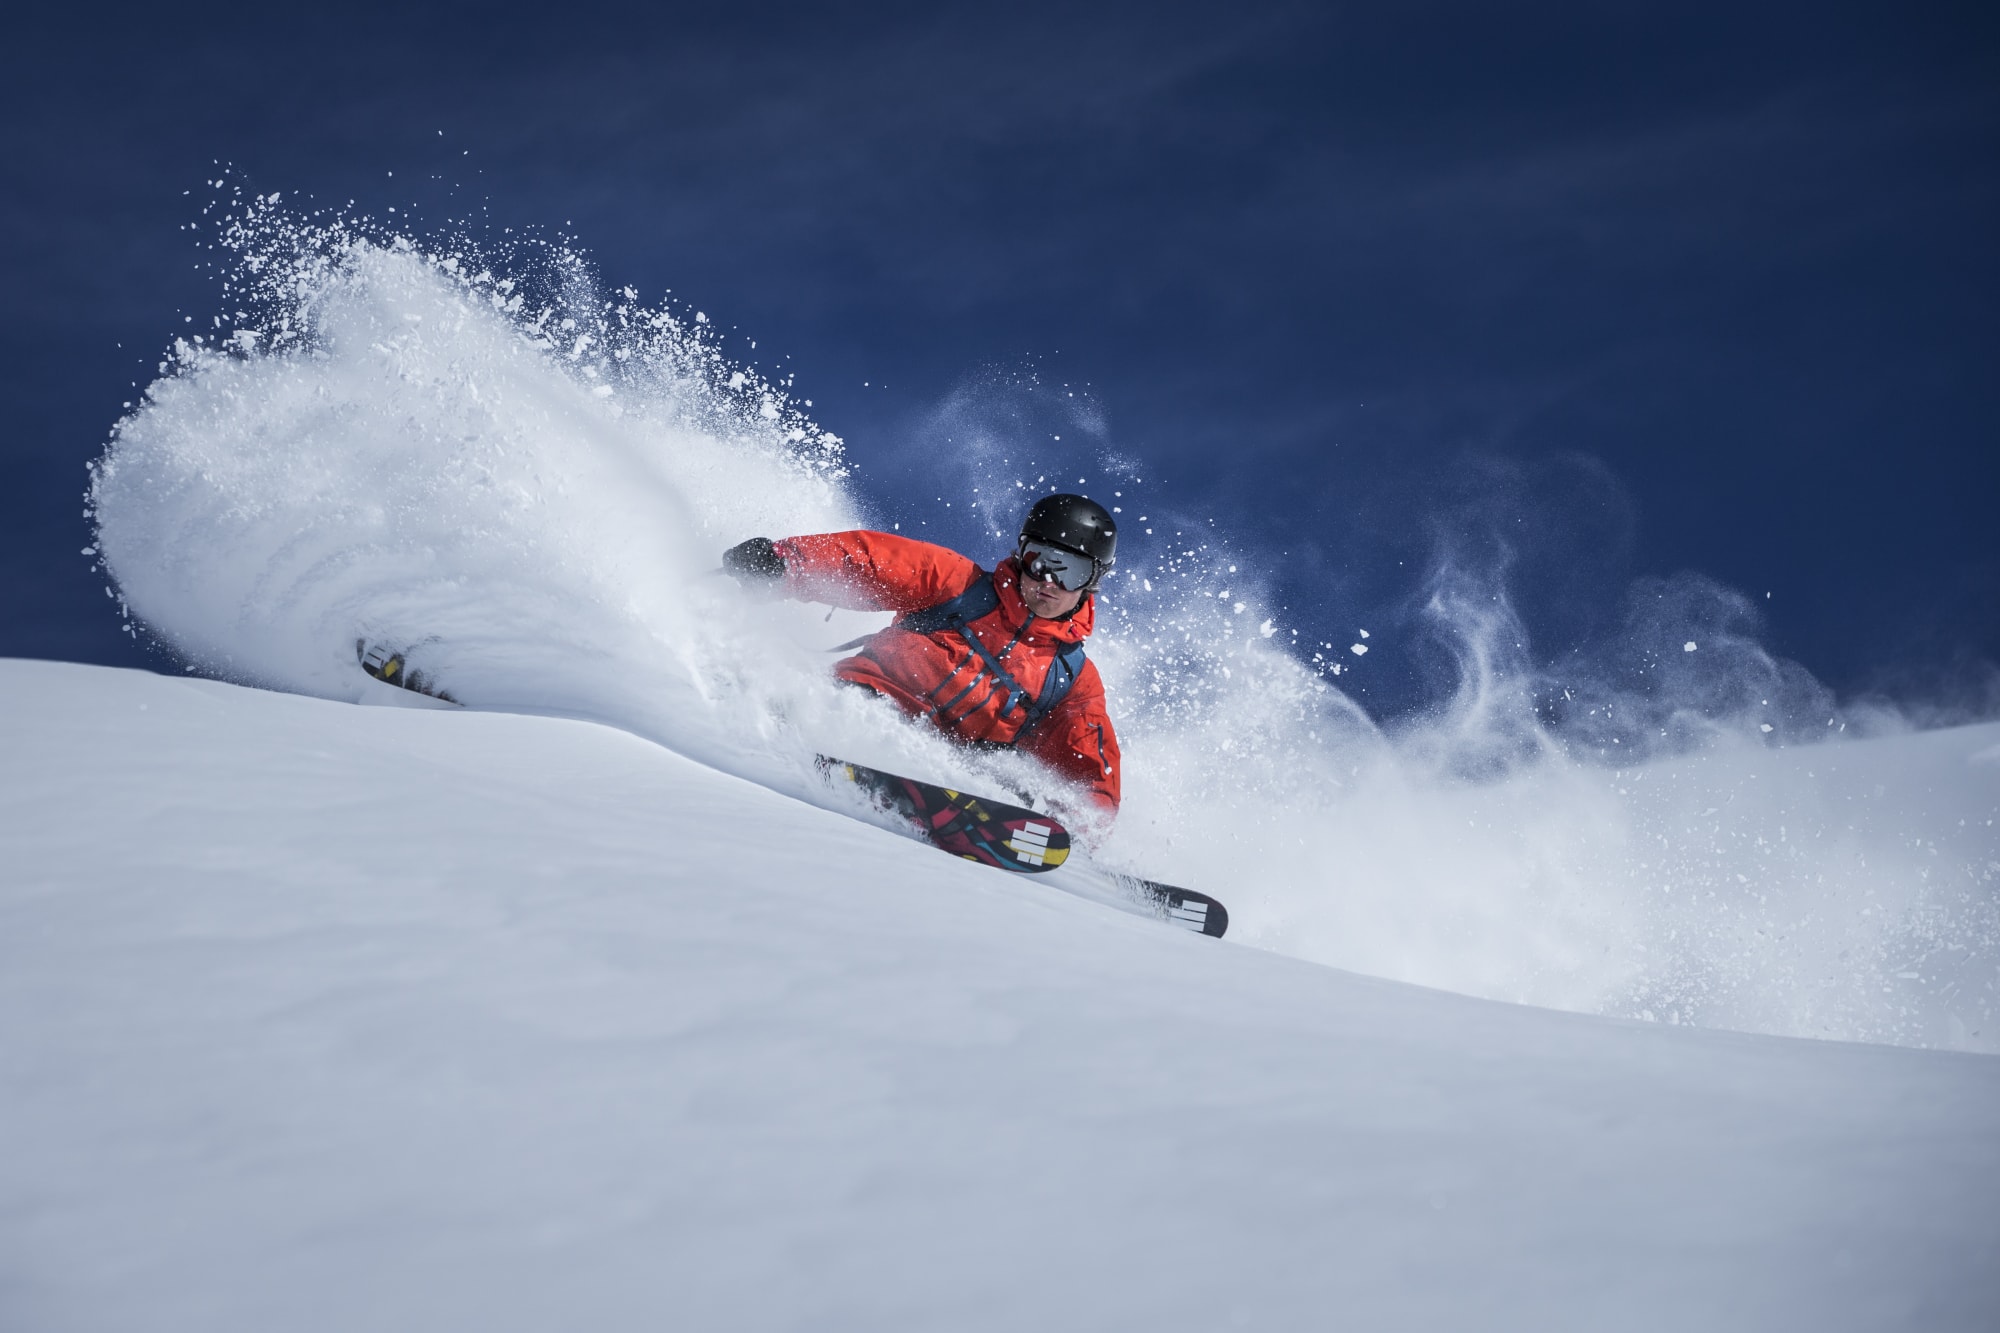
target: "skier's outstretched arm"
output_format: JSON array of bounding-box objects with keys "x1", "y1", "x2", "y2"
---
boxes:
[{"x1": 723, "y1": 530, "x2": 982, "y2": 612}]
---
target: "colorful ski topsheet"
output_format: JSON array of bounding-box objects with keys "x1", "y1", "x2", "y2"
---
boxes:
[
  {"x1": 816, "y1": 755, "x2": 1071, "y2": 874},
  {"x1": 817, "y1": 756, "x2": 1229, "y2": 937}
]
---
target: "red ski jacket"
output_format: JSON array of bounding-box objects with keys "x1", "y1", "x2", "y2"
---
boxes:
[{"x1": 770, "y1": 530, "x2": 1122, "y2": 814}]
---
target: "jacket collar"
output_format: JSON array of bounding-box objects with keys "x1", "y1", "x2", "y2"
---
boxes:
[{"x1": 994, "y1": 557, "x2": 1093, "y2": 643}]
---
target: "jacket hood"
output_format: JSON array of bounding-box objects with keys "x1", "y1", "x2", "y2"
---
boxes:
[{"x1": 994, "y1": 557, "x2": 1093, "y2": 644}]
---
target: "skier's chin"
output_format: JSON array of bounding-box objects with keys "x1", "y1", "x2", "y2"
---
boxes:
[{"x1": 1022, "y1": 583, "x2": 1080, "y2": 619}]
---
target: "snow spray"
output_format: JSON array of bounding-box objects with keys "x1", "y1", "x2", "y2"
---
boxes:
[{"x1": 90, "y1": 187, "x2": 1999, "y2": 1051}]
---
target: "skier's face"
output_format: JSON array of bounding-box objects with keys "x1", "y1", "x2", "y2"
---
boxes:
[{"x1": 1018, "y1": 564, "x2": 1086, "y2": 619}]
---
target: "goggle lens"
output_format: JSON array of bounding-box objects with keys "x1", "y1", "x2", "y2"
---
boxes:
[{"x1": 1018, "y1": 540, "x2": 1097, "y2": 591}]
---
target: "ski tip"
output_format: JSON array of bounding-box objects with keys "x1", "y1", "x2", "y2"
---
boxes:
[
  {"x1": 1176, "y1": 891, "x2": 1228, "y2": 938},
  {"x1": 1124, "y1": 878, "x2": 1228, "y2": 939}
]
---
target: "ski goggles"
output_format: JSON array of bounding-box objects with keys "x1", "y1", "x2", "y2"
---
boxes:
[{"x1": 1017, "y1": 540, "x2": 1099, "y2": 592}]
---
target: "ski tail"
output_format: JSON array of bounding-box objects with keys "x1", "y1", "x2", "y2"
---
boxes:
[{"x1": 356, "y1": 639, "x2": 460, "y2": 704}]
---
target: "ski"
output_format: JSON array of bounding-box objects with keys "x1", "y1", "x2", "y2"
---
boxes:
[
  {"x1": 817, "y1": 755, "x2": 1070, "y2": 874},
  {"x1": 1110, "y1": 874, "x2": 1229, "y2": 939},
  {"x1": 357, "y1": 639, "x2": 459, "y2": 704},
  {"x1": 350, "y1": 649, "x2": 1229, "y2": 938},
  {"x1": 818, "y1": 756, "x2": 1230, "y2": 938}
]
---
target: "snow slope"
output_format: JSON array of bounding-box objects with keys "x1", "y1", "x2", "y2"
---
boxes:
[
  {"x1": 85, "y1": 209, "x2": 2000, "y2": 1051},
  {"x1": 3, "y1": 658, "x2": 1996, "y2": 1331}
]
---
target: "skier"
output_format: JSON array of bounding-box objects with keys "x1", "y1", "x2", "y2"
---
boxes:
[{"x1": 723, "y1": 494, "x2": 1123, "y2": 821}]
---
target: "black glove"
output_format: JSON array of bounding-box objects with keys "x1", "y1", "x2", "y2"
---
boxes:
[{"x1": 722, "y1": 536, "x2": 787, "y2": 583}]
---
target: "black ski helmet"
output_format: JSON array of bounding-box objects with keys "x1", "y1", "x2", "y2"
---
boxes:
[{"x1": 1019, "y1": 493, "x2": 1117, "y2": 587}]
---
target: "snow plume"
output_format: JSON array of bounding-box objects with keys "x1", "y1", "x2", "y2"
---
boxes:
[
  {"x1": 92, "y1": 199, "x2": 1996, "y2": 1051},
  {"x1": 1089, "y1": 542, "x2": 1997, "y2": 1051},
  {"x1": 874, "y1": 365, "x2": 1117, "y2": 550},
  {"x1": 892, "y1": 383, "x2": 1998, "y2": 1051},
  {"x1": 88, "y1": 194, "x2": 902, "y2": 790}
]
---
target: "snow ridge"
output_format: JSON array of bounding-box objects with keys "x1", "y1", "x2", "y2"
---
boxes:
[{"x1": 2, "y1": 658, "x2": 1996, "y2": 1331}]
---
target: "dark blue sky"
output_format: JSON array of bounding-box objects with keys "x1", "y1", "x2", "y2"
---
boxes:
[{"x1": 5, "y1": 2, "x2": 1994, "y2": 715}]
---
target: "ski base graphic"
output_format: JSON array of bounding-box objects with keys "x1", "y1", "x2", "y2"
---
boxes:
[{"x1": 818, "y1": 755, "x2": 1070, "y2": 874}]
